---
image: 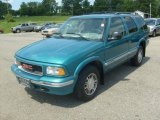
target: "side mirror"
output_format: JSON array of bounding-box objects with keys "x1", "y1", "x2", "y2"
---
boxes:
[{"x1": 108, "y1": 32, "x2": 123, "y2": 41}]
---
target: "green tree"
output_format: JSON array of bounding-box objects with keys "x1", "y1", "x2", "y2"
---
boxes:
[
  {"x1": 82, "y1": 0, "x2": 90, "y2": 14},
  {"x1": 42, "y1": 0, "x2": 58, "y2": 15},
  {"x1": 93, "y1": 0, "x2": 109, "y2": 12},
  {"x1": 73, "y1": 0, "x2": 83, "y2": 15},
  {"x1": 19, "y1": 2, "x2": 28, "y2": 16},
  {"x1": 62, "y1": 0, "x2": 74, "y2": 15},
  {"x1": 0, "y1": 1, "x2": 11, "y2": 19}
]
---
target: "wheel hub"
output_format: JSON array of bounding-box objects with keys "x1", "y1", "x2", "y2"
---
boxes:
[
  {"x1": 138, "y1": 49, "x2": 143, "y2": 63},
  {"x1": 84, "y1": 73, "x2": 98, "y2": 95}
]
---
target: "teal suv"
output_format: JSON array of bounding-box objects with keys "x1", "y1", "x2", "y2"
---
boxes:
[{"x1": 11, "y1": 13, "x2": 149, "y2": 101}]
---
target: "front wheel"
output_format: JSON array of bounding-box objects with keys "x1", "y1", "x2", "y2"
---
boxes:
[
  {"x1": 74, "y1": 66, "x2": 100, "y2": 101},
  {"x1": 16, "y1": 29, "x2": 21, "y2": 33},
  {"x1": 130, "y1": 46, "x2": 144, "y2": 66}
]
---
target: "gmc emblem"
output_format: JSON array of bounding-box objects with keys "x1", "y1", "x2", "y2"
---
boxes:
[{"x1": 22, "y1": 64, "x2": 33, "y2": 71}]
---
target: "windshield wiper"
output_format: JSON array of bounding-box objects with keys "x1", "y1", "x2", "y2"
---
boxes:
[{"x1": 66, "y1": 33, "x2": 90, "y2": 41}]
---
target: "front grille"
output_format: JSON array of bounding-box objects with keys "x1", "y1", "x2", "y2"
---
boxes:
[{"x1": 20, "y1": 62, "x2": 43, "y2": 75}]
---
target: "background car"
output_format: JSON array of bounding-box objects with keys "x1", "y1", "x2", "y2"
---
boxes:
[
  {"x1": 145, "y1": 18, "x2": 160, "y2": 37},
  {"x1": 0, "y1": 29, "x2": 4, "y2": 34},
  {"x1": 34, "y1": 22, "x2": 55, "y2": 32},
  {"x1": 11, "y1": 22, "x2": 37, "y2": 33},
  {"x1": 41, "y1": 23, "x2": 62, "y2": 37}
]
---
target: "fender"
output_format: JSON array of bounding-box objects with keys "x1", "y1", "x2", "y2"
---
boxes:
[
  {"x1": 74, "y1": 56, "x2": 104, "y2": 78},
  {"x1": 137, "y1": 35, "x2": 148, "y2": 47}
]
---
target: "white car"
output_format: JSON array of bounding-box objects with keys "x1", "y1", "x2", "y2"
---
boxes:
[{"x1": 41, "y1": 24, "x2": 62, "y2": 37}]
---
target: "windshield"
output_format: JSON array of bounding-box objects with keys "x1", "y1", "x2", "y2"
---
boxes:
[
  {"x1": 54, "y1": 18, "x2": 107, "y2": 41},
  {"x1": 145, "y1": 19, "x2": 156, "y2": 26}
]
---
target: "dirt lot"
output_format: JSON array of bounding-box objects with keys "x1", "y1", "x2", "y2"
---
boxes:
[{"x1": 0, "y1": 33, "x2": 160, "y2": 120}]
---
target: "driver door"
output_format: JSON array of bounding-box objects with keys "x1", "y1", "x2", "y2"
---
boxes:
[{"x1": 104, "y1": 17, "x2": 129, "y2": 70}]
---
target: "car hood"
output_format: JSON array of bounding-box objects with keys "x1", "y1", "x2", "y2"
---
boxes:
[
  {"x1": 14, "y1": 25, "x2": 21, "y2": 28},
  {"x1": 16, "y1": 38, "x2": 103, "y2": 64},
  {"x1": 147, "y1": 25, "x2": 155, "y2": 28}
]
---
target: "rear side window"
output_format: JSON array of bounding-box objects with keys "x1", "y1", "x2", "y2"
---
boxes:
[
  {"x1": 124, "y1": 16, "x2": 138, "y2": 33},
  {"x1": 135, "y1": 16, "x2": 148, "y2": 30}
]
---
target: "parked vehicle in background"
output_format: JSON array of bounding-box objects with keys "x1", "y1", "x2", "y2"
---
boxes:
[
  {"x1": 41, "y1": 23, "x2": 62, "y2": 37},
  {"x1": 11, "y1": 23, "x2": 37, "y2": 33},
  {"x1": 34, "y1": 22, "x2": 55, "y2": 32},
  {"x1": 0, "y1": 29, "x2": 4, "y2": 33},
  {"x1": 11, "y1": 13, "x2": 149, "y2": 101},
  {"x1": 145, "y1": 18, "x2": 160, "y2": 37}
]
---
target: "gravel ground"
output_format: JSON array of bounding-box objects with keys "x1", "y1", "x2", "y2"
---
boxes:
[{"x1": 0, "y1": 33, "x2": 160, "y2": 120}]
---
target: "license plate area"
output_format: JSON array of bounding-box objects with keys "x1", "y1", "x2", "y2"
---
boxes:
[{"x1": 17, "y1": 77, "x2": 31, "y2": 88}]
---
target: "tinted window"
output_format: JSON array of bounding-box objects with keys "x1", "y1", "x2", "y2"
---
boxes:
[
  {"x1": 145, "y1": 19, "x2": 156, "y2": 26},
  {"x1": 135, "y1": 16, "x2": 147, "y2": 30},
  {"x1": 108, "y1": 17, "x2": 126, "y2": 39},
  {"x1": 124, "y1": 16, "x2": 138, "y2": 33},
  {"x1": 21, "y1": 24, "x2": 25, "y2": 26},
  {"x1": 157, "y1": 19, "x2": 160, "y2": 25}
]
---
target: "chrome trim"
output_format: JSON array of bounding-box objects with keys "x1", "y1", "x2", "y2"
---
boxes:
[
  {"x1": 104, "y1": 48, "x2": 138, "y2": 66},
  {"x1": 31, "y1": 80, "x2": 74, "y2": 87},
  {"x1": 15, "y1": 74, "x2": 74, "y2": 87},
  {"x1": 18, "y1": 65, "x2": 43, "y2": 76}
]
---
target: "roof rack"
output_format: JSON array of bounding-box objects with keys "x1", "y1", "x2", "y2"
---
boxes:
[{"x1": 89, "y1": 11, "x2": 135, "y2": 15}]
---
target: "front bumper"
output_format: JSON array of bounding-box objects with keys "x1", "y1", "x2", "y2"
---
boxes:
[
  {"x1": 11, "y1": 64, "x2": 75, "y2": 95},
  {"x1": 149, "y1": 31, "x2": 154, "y2": 36}
]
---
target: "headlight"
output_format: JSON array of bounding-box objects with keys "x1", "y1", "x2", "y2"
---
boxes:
[
  {"x1": 15, "y1": 59, "x2": 21, "y2": 66},
  {"x1": 46, "y1": 66, "x2": 66, "y2": 76}
]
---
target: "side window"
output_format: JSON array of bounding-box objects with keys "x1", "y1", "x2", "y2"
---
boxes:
[
  {"x1": 26, "y1": 24, "x2": 29, "y2": 26},
  {"x1": 157, "y1": 20, "x2": 160, "y2": 25},
  {"x1": 136, "y1": 16, "x2": 148, "y2": 31},
  {"x1": 21, "y1": 24, "x2": 25, "y2": 26},
  {"x1": 108, "y1": 17, "x2": 126, "y2": 39},
  {"x1": 124, "y1": 16, "x2": 138, "y2": 33}
]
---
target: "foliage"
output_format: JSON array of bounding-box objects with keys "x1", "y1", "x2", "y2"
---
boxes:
[
  {"x1": 1, "y1": 0, "x2": 160, "y2": 17},
  {"x1": 0, "y1": 1, "x2": 11, "y2": 19},
  {"x1": 5, "y1": 13, "x2": 15, "y2": 22}
]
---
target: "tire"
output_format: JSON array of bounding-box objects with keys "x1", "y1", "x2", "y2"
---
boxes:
[
  {"x1": 74, "y1": 66, "x2": 100, "y2": 101},
  {"x1": 130, "y1": 46, "x2": 144, "y2": 66},
  {"x1": 16, "y1": 29, "x2": 21, "y2": 33},
  {"x1": 152, "y1": 30, "x2": 156, "y2": 37}
]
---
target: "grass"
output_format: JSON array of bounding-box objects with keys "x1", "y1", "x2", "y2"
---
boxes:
[{"x1": 0, "y1": 16, "x2": 71, "y2": 33}]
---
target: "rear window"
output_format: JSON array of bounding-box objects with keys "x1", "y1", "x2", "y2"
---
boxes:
[{"x1": 124, "y1": 16, "x2": 138, "y2": 33}]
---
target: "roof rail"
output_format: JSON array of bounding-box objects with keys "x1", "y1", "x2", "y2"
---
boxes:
[
  {"x1": 115, "y1": 12, "x2": 134, "y2": 14},
  {"x1": 88, "y1": 11, "x2": 136, "y2": 15}
]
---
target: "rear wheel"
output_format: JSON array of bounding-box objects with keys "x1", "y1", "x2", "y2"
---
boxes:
[
  {"x1": 74, "y1": 66, "x2": 100, "y2": 101},
  {"x1": 131, "y1": 46, "x2": 144, "y2": 66}
]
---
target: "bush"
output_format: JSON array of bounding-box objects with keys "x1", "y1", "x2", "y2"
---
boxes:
[{"x1": 5, "y1": 14, "x2": 16, "y2": 22}]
